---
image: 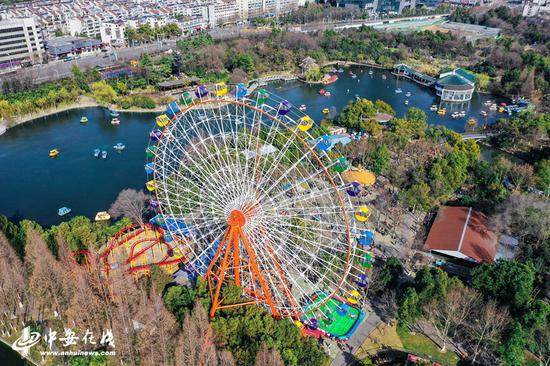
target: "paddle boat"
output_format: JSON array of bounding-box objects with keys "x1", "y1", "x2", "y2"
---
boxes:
[
  {"x1": 80, "y1": 116, "x2": 88, "y2": 123},
  {"x1": 467, "y1": 118, "x2": 477, "y2": 126},
  {"x1": 109, "y1": 110, "x2": 119, "y2": 117},
  {"x1": 95, "y1": 211, "x2": 111, "y2": 222},
  {"x1": 437, "y1": 108, "x2": 446, "y2": 115},
  {"x1": 405, "y1": 92, "x2": 412, "y2": 97},
  {"x1": 459, "y1": 111, "x2": 466, "y2": 117},
  {"x1": 395, "y1": 88, "x2": 402, "y2": 93},
  {"x1": 480, "y1": 110, "x2": 488, "y2": 117},
  {"x1": 368, "y1": 69, "x2": 373, "y2": 75},
  {"x1": 498, "y1": 106, "x2": 506, "y2": 113},
  {"x1": 113, "y1": 143, "x2": 125, "y2": 151},
  {"x1": 404, "y1": 100, "x2": 409, "y2": 105},
  {"x1": 430, "y1": 105, "x2": 438, "y2": 111},
  {"x1": 381, "y1": 74, "x2": 387, "y2": 79},
  {"x1": 325, "y1": 91, "x2": 331, "y2": 97},
  {"x1": 101, "y1": 150, "x2": 107, "y2": 159},
  {"x1": 49, "y1": 149, "x2": 59, "y2": 158},
  {"x1": 111, "y1": 118, "x2": 120, "y2": 125},
  {"x1": 484, "y1": 100, "x2": 493, "y2": 106},
  {"x1": 489, "y1": 104, "x2": 497, "y2": 111},
  {"x1": 451, "y1": 111, "x2": 460, "y2": 119},
  {"x1": 351, "y1": 74, "x2": 357, "y2": 79},
  {"x1": 322, "y1": 108, "x2": 330, "y2": 114},
  {"x1": 319, "y1": 89, "x2": 326, "y2": 96},
  {"x1": 94, "y1": 148, "x2": 101, "y2": 158},
  {"x1": 338, "y1": 68, "x2": 344, "y2": 73},
  {"x1": 299, "y1": 104, "x2": 307, "y2": 111},
  {"x1": 58, "y1": 207, "x2": 71, "y2": 217},
  {"x1": 355, "y1": 94, "x2": 360, "y2": 100}
]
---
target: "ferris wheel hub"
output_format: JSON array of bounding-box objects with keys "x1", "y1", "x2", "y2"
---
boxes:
[{"x1": 227, "y1": 210, "x2": 246, "y2": 227}]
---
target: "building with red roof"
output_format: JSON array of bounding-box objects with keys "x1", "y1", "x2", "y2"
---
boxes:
[{"x1": 424, "y1": 206, "x2": 497, "y2": 264}]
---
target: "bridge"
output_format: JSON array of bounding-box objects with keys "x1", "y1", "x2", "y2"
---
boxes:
[{"x1": 460, "y1": 133, "x2": 494, "y2": 140}]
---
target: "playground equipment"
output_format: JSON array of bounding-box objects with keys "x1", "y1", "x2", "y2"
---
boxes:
[{"x1": 144, "y1": 85, "x2": 375, "y2": 323}]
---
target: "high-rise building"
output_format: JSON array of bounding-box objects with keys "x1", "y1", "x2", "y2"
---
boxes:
[{"x1": 0, "y1": 17, "x2": 44, "y2": 70}]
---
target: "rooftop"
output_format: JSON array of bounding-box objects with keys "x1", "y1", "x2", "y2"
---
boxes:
[{"x1": 424, "y1": 206, "x2": 497, "y2": 263}]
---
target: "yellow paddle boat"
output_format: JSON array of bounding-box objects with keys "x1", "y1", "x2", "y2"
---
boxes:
[
  {"x1": 322, "y1": 108, "x2": 330, "y2": 114},
  {"x1": 95, "y1": 211, "x2": 111, "y2": 222},
  {"x1": 437, "y1": 108, "x2": 446, "y2": 115},
  {"x1": 49, "y1": 149, "x2": 59, "y2": 158}
]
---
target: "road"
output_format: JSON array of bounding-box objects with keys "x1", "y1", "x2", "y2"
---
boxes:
[
  {"x1": 1, "y1": 40, "x2": 178, "y2": 84},
  {"x1": 288, "y1": 14, "x2": 449, "y2": 33}
]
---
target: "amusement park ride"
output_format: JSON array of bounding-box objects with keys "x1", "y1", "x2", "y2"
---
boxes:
[{"x1": 97, "y1": 82, "x2": 378, "y2": 342}]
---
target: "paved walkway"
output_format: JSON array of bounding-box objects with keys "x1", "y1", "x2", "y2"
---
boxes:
[{"x1": 330, "y1": 310, "x2": 382, "y2": 366}]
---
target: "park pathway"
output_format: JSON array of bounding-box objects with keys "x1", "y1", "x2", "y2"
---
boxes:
[{"x1": 330, "y1": 310, "x2": 382, "y2": 366}]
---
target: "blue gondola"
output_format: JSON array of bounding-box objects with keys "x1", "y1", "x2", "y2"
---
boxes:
[
  {"x1": 195, "y1": 85, "x2": 209, "y2": 98},
  {"x1": 166, "y1": 101, "x2": 181, "y2": 118},
  {"x1": 357, "y1": 230, "x2": 374, "y2": 248},
  {"x1": 144, "y1": 162, "x2": 154, "y2": 174},
  {"x1": 277, "y1": 100, "x2": 291, "y2": 116},
  {"x1": 307, "y1": 318, "x2": 319, "y2": 330},
  {"x1": 235, "y1": 83, "x2": 247, "y2": 98}
]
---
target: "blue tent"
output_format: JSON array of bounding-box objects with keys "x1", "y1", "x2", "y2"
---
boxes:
[{"x1": 165, "y1": 217, "x2": 190, "y2": 236}]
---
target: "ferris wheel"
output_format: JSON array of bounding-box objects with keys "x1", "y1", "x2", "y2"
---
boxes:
[{"x1": 144, "y1": 83, "x2": 374, "y2": 320}]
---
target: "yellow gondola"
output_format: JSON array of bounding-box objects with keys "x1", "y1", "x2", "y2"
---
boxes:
[
  {"x1": 146, "y1": 180, "x2": 156, "y2": 192},
  {"x1": 156, "y1": 114, "x2": 170, "y2": 127},
  {"x1": 355, "y1": 206, "x2": 370, "y2": 222},
  {"x1": 214, "y1": 82, "x2": 228, "y2": 97},
  {"x1": 297, "y1": 116, "x2": 313, "y2": 132},
  {"x1": 347, "y1": 289, "x2": 360, "y2": 305},
  {"x1": 49, "y1": 149, "x2": 59, "y2": 157}
]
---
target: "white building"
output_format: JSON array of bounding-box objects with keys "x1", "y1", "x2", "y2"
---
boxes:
[
  {"x1": 0, "y1": 18, "x2": 44, "y2": 70},
  {"x1": 523, "y1": 0, "x2": 550, "y2": 16},
  {"x1": 100, "y1": 22, "x2": 126, "y2": 46}
]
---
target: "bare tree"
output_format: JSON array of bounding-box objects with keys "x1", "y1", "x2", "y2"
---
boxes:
[
  {"x1": 463, "y1": 299, "x2": 510, "y2": 365},
  {"x1": 378, "y1": 289, "x2": 398, "y2": 326},
  {"x1": 176, "y1": 302, "x2": 222, "y2": 366},
  {"x1": 109, "y1": 188, "x2": 151, "y2": 225},
  {"x1": 0, "y1": 233, "x2": 29, "y2": 327},
  {"x1": 424, "y1": 283, "x2": 480, "y2": 352},
  {"x1": 255, "y1": 342, "x2": 284, "y2": 366}
]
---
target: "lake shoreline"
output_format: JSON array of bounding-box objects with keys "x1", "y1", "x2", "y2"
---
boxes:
[
  {"x1": 1, "y1": 96, "x2": 163, "y2": 131},
  {"x1": 0, "y1": 335, "x2": 39, "y2": 366}
]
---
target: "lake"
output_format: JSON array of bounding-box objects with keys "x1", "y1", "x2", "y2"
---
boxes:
[
  {"x1": 0, "y1": 67, "x2": 506, "y2": 227},
  {"x1": 0, "y1": 340, "x2": 27, "y2": 366}
]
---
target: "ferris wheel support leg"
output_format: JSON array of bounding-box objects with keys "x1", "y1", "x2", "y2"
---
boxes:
[
  {"x1": 238, "y1": 227, "x2": 280, "y2": 318},
  {"x1": 208, "y1": 227, "x2": 235, "y2": 318}
]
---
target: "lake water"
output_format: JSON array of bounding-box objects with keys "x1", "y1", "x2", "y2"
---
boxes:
[
  {"x1": 0, "y1": 340, "x2": 27, "y2": 366},
  {"x1": 0, "y1": 67, "x2": 506, "y2": 227}
]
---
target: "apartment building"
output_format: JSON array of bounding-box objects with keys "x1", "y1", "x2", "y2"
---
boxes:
[
  {"x1": 0, "y1": 17, "x2": 44, "y2": 70},
  {"x1": 100, "y1": 22, "x2": 126, "y2": 45}
]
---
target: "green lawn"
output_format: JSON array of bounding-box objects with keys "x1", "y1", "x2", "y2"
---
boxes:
[{"x1": 396, "y1": 327, "x2": 461, "y2": 366}]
